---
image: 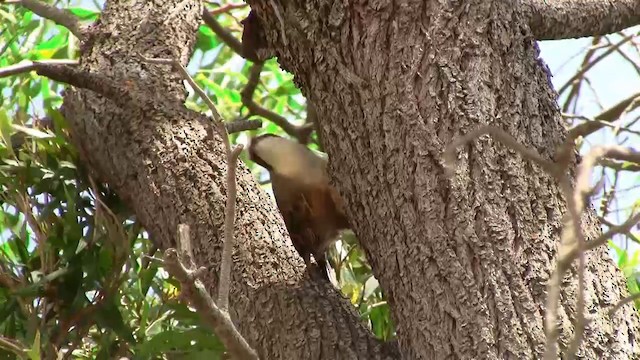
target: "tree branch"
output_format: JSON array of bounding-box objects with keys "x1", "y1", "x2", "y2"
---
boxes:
[
  {"x1": 241, "y1": 62, "x2": 314, "y2": 143},
  {"x1": 217, "y1": 145, "x2": 243, "y2": 312},
  {"x1": 566, "y1": 92, "x2": 640, "y2": 139},
  {"x1": 163, "y1": 245, "x2": 259, "y2": 360},
  {"x1": 46, "y1": 0, "x2": 395, "y2": 356},
  {"x1": 33, "y1": 64, "x2": 135, "y2": 105},
  {"x1": 557, "y1": 33, "x2": 635, "y2": 96},
  {"x1": 522, "y1": 0, "x2": 640, "y2": 40},
  {"x1": 608, "y1": 292, "x2": 640, "y2": 319},
  {"x1": 0, "y1": 335, "x2": 27, "y2": 359},
  {"x1": 443, "y1": 125, "x2": 557, "y2": 176},
  {"x1": 195, "y1": 13, "x2": 313, "y2": 141},
  {"x1": 225, "y1": 118, "x2": 262, "y2": 133},
  {"x1": 600, "y1": 159, "x2": 640, "y2": 172},
  {"x1": 0, "y1": 59, "x2": 78, "y2": 79},
  {"x1": 201, "y1": 8, "x2": 245, "y2": 57},
  {"x1": 16, "y1": 0, "x2": 84, "y2": 40},
  {"x1": 34, "y1": 60, "x2": 255, "y2": 317},
  {"x1": 141, "y1": 56, "x2": 246, "y2": 315}
]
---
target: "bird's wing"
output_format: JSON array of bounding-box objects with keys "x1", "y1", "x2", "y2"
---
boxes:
[{"x1": 272, "y1": 177, "x2": 329, "y2": 279}]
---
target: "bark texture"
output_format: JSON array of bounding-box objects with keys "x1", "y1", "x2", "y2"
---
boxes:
[
  {"x1": 522, "y1": 0, "x2": 640, "y2": 40},
  {"x1": 58, "y1": 0, "x2": 397, "y2": 358},
  {"x1": 249, "y1": 0, "x2": 640, "y2": 358}
]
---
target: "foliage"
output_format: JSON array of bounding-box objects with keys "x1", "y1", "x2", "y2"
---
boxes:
[{"x1": 1, "y1": 0, "x2": 639, "y2": 359}]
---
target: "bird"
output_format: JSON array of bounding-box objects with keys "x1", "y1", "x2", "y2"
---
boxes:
[{"x1": 247, "y1": 134, "x2": 350, "y2": 280}]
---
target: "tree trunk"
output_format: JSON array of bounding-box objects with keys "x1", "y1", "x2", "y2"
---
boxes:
[
  {"x1": 249, "y1": 0, "x2": 640, "y2": 358},
  {"x1": 58, "y1": 0, "x2": 397, "y2": 358}
]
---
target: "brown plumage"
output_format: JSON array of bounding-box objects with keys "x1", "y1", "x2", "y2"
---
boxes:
[{"x1": 248, "y1": 134, "x2": 350, "y2": 280}]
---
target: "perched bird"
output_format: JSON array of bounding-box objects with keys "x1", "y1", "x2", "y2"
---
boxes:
[{"x1": 248, "y1": 134, "x2": 350, "y2": 280}]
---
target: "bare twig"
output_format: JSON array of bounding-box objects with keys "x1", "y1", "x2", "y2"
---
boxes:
[
  {"x1": 163, "y1": 245, "x2": 259, "y2": 360},
  {"x1": 141, "y1": 55, "x2": 245, "y2": 325},
  {"x1": 17, "y1": 0, "x2": 84, "y2": 39},
  {"x1": 201, "y1": 9, "x2": 245, "y2": 56},
  {"x1": 443, "y1": 125, "x2": 557, "y2": 176},
  {"x1": 0, "y1": 59, "x2": 78, "y2": 79},
  {"x1": 177, "y1": 224, "x2": 195, "y2": 267},
  {"x1": 561, "y1": 36, "x2": 601, "y2": 114},
  {"x1": 445, "y1": 125, "x2": 640, "y2": 359},
  {"x1": 0, "y1": 335, "x2": 27, "y2": 359},
  {"x1": 557, "y1": 33, "x2": 636, "y2": 96},
  {"x1": 217, "y1": 145, "x2": 243, "y2": 312},
  {"x1": 140, "y1": 57, "x2": 230, "y2": 151},
  {"x1": 567, "y1": 92, "x2": 640, "y2": 139},
  {"x1": 607, "y1": 292, "x2": 640, "y2": 318},
  {"x1": 588, "y1": 212, "x2": 640, "y2": 252},
  {"x1": 241, "y1": 62, "x2": 315, "y2": 142},
  {"x1": 561, "y1": 175, "x2": 587, "y2": 360},
  {"x1": 600, "y1": 159, "x2": 640, "y2": 172}
]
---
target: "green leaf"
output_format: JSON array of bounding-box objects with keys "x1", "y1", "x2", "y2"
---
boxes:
[
  {"x1": 96, "y1": 298, "x2": 136, "y2": 343},
  {"x1": 27, "y1": 330, "x2": 41, "y2": 360},
  {"x1": 0, "y1": 109, "x2": 15, "y2": 157},
  {"x1": 0, "y1": 9, "x2": 18, "y2": 24},
  {"x1": 11, "y1": 124, "x2": 54, "y2": 139},
  {"x1": 196, "y1": 25, "x2": 219, "y2": 52},
  {"x1": 136, "y1": 328, "x2": 224, "y2": 358},
  {"x1": 33, "y1": 32, "x2": 68, "y2": 59},
  {"x1": 67, "y1": 7, "x2": 100, "y2": 21}
]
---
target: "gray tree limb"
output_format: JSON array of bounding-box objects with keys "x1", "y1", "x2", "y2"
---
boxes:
[{"x1": 522, "y1": 0, "x2": 640, "y2": 40}]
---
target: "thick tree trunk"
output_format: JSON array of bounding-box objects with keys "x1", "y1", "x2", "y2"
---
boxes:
[
  {"x1": 249, "y1": 0, "x2": 640, "y2": 358},
  {"x1": 58, "y1": 0, "x2": 397, "y2": 358}
]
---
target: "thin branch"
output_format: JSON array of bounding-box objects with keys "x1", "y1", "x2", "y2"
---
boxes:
[
  {"x1": 557, "y1": 33, "x2": 636, "y2": 96},
  {"x1": 142, "y1": 55, "x2": 244, "y2": 318},
  {"x1": 563, "y1": 176, "x2": 586, "y2": 360},
  {"x1": 210, "y1": 3, "x2": 247, "y2": 16},
  {"x1": 445, "y1": 126, "x2": 640, "y2": 359},
  {"x1": 225, "y1": 118, "x2": 262, "y2": 133},
  {"x1": 201, "y1": 9, "x2": 245, "y2": 56},
  {"x1": 268, "y1": 0, "x2": 287, "y2": 46},
  {"x1": 0, "y1": 59, "x2": 78, "y2": 79},
  {"x1": 33, "y1": 64, "x2": 134, "y2": 105},
  {"x1": 241, "y1": 62, "x2": 314, "y2": 143},
  {"x1": 522, "y1": 0, "x2": 640, "y2": 40},
  {"x1": 600, "y1": 159, "x2": 640, "y2": 172},
  {"x1": 608, "y1": 292, "x2": 640, "y2": 318},
  {"x1": 568, "y1": 93, "x2": 640, "y2": 140},
  {"x1": 217, "y1": 145, "x2": 243, "y2": 312},
  {"x1": 141, "y1": 57, "x2": 229, "y2": 150},
  {"x1": 546, "y1": 145, "x2": 640, "y2": 359},
  {"x1": 163, "y1": 246, "x2": 259, "y2": 360},
  {"x1": 443, "y1": 125, "x2": 557, "y2": 177},
  {"x1": 561, "y1": 36, "x2": 601, "y2": 114},
  {"x1": 0, "y1": 335, "x2": 27, "y2": 359},
  {"x1": 17, "y1": 0, "x2": 84, "y2": 39},
  {"x1": 587, "y1": 212, "x2": 640, "y2": 253}
]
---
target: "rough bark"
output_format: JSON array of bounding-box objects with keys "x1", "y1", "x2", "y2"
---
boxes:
[
  {"x1": 522, "y1": 0, "x2": 640, "y2": 41},
  {"x1": 249, "y1": 0, "x2": 640, "y2": 358},
  {"x1": 58, "y1": 0, "x2": 397, "y2": 358}
]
